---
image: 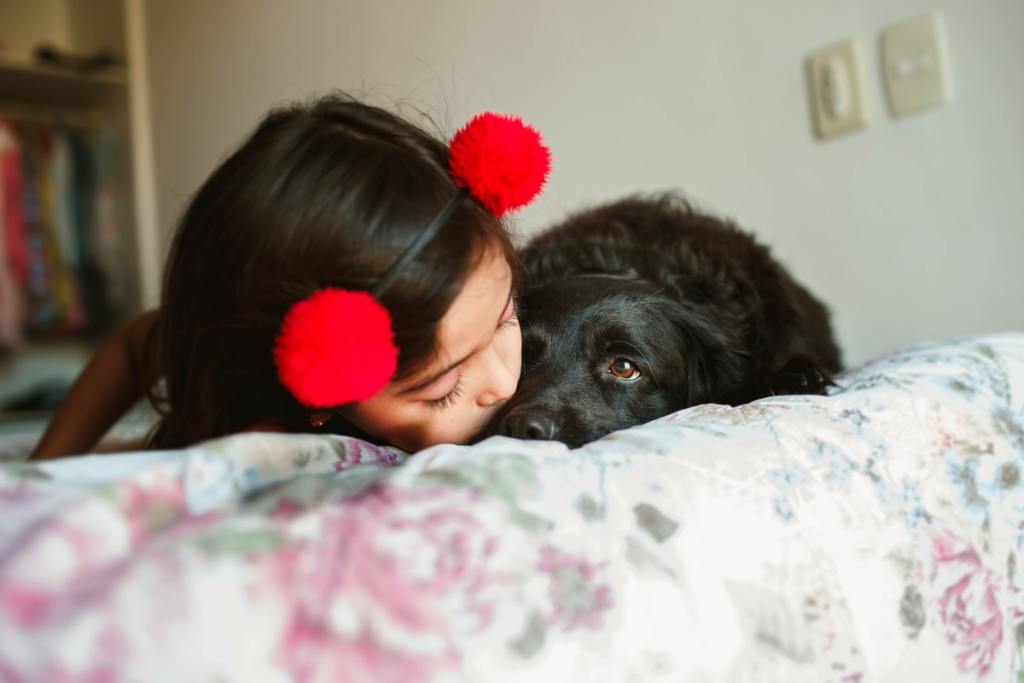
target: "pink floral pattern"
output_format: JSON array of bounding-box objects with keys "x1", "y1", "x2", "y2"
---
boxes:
[
  {"x1": 930, "y1": 530, "x2": 1005, "y2": 677},
  {"x1": 261, "y1": 484, "x2": 505, "y2": 682}
]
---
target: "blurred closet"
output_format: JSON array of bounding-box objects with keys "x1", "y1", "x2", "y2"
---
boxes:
[{"x1": 0, "y1": 0, "x2": 157, "y2": 448}]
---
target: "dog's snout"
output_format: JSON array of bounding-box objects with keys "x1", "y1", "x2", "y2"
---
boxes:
[{"x1": 499, "y1": 410, "x2": 557, "y2": 441}]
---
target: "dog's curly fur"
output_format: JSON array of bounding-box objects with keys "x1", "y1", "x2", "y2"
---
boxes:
[{"x1": 489, "y1": 193, "x2": 842, "y2": 447}]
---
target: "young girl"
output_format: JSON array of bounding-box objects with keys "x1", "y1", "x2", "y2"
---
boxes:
[{"x1": 29, "y1": 94, "x2": 550, "y2": 459}]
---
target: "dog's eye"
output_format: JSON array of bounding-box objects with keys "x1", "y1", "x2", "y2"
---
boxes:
[{"x1": 609, "y1": 358, "x2": 641, "y2": 381}]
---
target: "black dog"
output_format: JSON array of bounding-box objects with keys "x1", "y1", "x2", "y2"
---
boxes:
[{"x1": 491, "y1": 193, "x2": 842, "y2": 447}]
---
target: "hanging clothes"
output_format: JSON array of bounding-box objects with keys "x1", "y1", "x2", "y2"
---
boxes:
[
  {"x1": 0, "y1": 223, "x2": 22, "y2": 349},
  {"x1": 0, "y1": 123, "x2": 25, "y2": 348},
  {"x1": 0, "y1": 150, "x2": 21, "y2": 348},
  {"x1": 49, "y1": 128, "x2": 86, "y2": 331},
  {"x1": 91, "y1": 128, "x2": 124, "y2": 319},
  {"x1": 16, "y1": 124, "x2": 56, "y2": 332},
  {"x1": 0, "y1": 116, "x2": 120, "y2": 343},
  {"x1": 0, "y1": 121, "x2": 29, "y2": 288},
  {"x1": 70, "y1": 129, "x2": 110, "y2": 333}
]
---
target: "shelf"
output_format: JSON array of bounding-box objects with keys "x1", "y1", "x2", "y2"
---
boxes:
[{"x1": 0, "y1": 57, "x2": 125, "y2": 108}]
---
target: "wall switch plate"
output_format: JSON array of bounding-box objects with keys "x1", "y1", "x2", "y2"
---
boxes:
[
  {"x1": 807, "y1": 38, "x2": 870, "y2": 140},
  {"x1": 881, "y1": 12, "x2": 952, "y2": 117}
]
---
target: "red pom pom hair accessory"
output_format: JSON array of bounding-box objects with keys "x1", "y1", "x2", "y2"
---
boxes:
[
  {"x1": 449, "y1": 113, "x2": 551, "y2": 217},
  {"x1": 274, "y1": 112, "x2": 551, "y2": 409}
]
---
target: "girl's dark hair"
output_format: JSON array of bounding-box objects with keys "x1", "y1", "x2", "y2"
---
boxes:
[{"x1": 149, "y1": 94, "x2": 518, "y2": 449}]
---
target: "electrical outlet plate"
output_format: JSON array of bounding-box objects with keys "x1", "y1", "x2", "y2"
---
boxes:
[
  {"x1": 881, "y1": 12, "x2": 951, "y2": 117},
  {"x1": 807, "y1": 38, "x2": 870, "y2": 140}
]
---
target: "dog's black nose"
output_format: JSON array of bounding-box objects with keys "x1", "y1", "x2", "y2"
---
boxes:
[{"x1": 499, "y1": 410, "x2": 557, "y2": 440}]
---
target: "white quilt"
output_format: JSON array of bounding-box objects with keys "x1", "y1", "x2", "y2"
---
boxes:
[{"x1": 2, "y1": 334, "x2": 1023, "y2": 682}]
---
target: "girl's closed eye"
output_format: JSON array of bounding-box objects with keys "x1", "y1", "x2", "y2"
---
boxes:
[
  {"x1": 498, "y1": 297, "x2": 518, "y2": 331},
  {"x1": 426, "y1": 377, "x2": 464, "y2": 411},
  {"x1": 498, "y1": 314, "x2": 518, "y2": 332}
]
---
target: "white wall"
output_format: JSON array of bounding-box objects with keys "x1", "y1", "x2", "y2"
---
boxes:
[{"x1": 141, "y1": 0, "x2": 1024, "y2": 367}]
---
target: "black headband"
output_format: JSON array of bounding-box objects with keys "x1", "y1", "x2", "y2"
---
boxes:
[{"x1": 371, "y1": 187, "x2": 470, "y2": 299}]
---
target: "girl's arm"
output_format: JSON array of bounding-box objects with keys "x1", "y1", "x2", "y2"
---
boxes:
[{"x1": 29, "y1": 310, "x2": 161, "y2": 460}]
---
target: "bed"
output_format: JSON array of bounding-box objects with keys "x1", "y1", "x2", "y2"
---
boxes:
[{"x1": 2, "y1": 333, "x2": 1023, "y2": 682}]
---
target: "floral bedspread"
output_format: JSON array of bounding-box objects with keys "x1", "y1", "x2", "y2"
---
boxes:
[{"x1": 2, "y1": 334, "x2": 1024, "y2": 682}]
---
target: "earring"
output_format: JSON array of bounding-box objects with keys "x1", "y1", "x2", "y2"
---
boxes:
[{"x1": 309, "y1": 412, "x2": 331, "y2": 428}]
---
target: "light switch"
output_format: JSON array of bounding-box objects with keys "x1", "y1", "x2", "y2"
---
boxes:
[
  {"x1": 807, "y1": 38, "x2": 870, "y2": 140},
  {"x1": 881, "y1": 12, "x2": 952, "y2": 117}
]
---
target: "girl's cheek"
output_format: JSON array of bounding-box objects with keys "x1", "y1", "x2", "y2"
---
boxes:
[
  {"x1": 416, "y1": 418, "x2": 463, "y2": 450},
  {"x1": 500, "y1": 326, "x2": 523, "y2": 374}
]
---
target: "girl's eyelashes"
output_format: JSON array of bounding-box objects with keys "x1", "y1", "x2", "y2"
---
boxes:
[
  {"x1": 425, "y1": 378, "x2": 464, "y2": 411},
  {"x1": 498, "y1": 297, "x2": 519, "y2": 331}
]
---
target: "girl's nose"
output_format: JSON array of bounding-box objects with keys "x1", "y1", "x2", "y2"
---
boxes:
[{"x1": 477, "y1": 348, "x2": 519, "y2": 406}]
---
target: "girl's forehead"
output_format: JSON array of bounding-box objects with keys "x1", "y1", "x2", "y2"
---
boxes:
[{"x1": 436, "y1": 251, "x2": 513, "y2": 349}]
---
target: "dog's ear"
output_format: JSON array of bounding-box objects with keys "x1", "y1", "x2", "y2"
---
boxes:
[
  {"x1": 520, "y1": 240, "x2": 641, "y2": 289},
  {"x1": 666, "y1": 301, "x2": 752, "y2": 405}
]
